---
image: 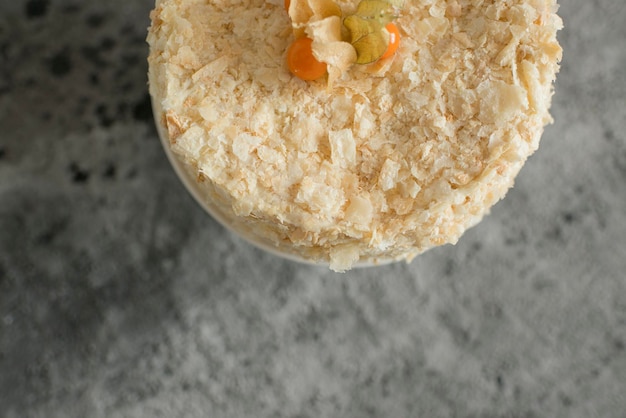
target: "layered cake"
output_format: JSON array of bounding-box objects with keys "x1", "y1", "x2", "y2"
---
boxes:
[{"x1": 147, "y1": 0, "x2": 562, "y2": 271}]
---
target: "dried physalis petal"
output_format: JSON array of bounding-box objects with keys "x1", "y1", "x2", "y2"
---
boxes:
[
  {"x1": 352, "y1": 32, "x2": 389, "y2": 64},
  {"x1": 344, "y1": 15, "x2": 377, "y2": 43},
  {"x1": 316, "y1": 42, "x2": 358, "y2": 87},
  {"x1": 288, "y1": 0, "x2": 313, "y2": 25},
  {"x1": 306, "y1": 16, "x2": 357, "y2": 86},
  {"x1": 355, "y1": 0, "x2": 397, "y2": 24},
  {"x1": 344, "y1": 15, "x2": 388, "y2": 64},
  {"x1": 307, "y1": 0, "x2": 342, "y2": 20},
  {"x1": 307, "y1": 15, "x2": 343, "y2": 43},
  {"x1": 382, "y1": 0, "x2": 404, "y2": 8},
  {"x1": 289, "y1": 0, "x2": 342, "y2": 38},
  {"x1": 288, "y1": 0, "x2": 314, "y2": 37},
  {"x1": 290, "y1": 0, "x2": 341, "y2": 25}
]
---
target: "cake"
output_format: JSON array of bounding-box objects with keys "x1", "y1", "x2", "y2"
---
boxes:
[{"x1": 147, "y1": 0, "x2": 562, "y2": 271}]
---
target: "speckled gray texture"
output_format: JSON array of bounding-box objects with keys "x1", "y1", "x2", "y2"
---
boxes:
[{"x1": 1, "y1": 0, "x2": 625, "y2": 417}]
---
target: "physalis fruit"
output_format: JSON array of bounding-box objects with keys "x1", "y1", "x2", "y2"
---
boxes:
[
  {"x1": 380, "y1": 22, "x2": 400, "y2": 60},
  {"x1": 287, "y1": 37, "x2": 328, "y2": 81},
  {"x1": 284, "y1": 0, "x2": 402, "y2": 81}
]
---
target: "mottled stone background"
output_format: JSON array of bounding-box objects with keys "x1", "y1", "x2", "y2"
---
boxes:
[{"x1": 1, "y1": 0, "x2": 625, "y2": 417}]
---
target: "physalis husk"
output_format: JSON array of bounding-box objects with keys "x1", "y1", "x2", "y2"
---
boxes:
[
  {"x1": 288, "y1": 0, "x2": 342, "y2": 39},
  {"x1": 355, "y1": 0, "x2": 397, "y2": 23},
  {"x1": 343, "y1": 0, "x2": 401, "y2": 64}
]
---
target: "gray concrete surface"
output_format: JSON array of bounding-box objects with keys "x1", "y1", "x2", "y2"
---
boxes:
[{"x1": 1, "y1": 0, "x2": 625, "y2": 416}]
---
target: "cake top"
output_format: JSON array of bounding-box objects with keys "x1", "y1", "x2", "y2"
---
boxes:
[{"x1": 148, "y1": 0, "x2": 562, "y2": 270}]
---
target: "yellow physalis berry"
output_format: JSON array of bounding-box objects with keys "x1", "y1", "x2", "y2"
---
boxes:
[
  {"x1": 380, "y1": 22, "x2": 400, "y2": 60},
  {"x1": 286, "y1": 37, "x2": 328, "y2": 81}
]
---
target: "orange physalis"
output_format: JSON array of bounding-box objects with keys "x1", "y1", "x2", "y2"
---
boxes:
[
  {"x1": 286, "y1": 37, "x2": 328, "y2": 81},
  {"x1": 380, "y1": 22, "x2": 400, "y2": 60}
]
